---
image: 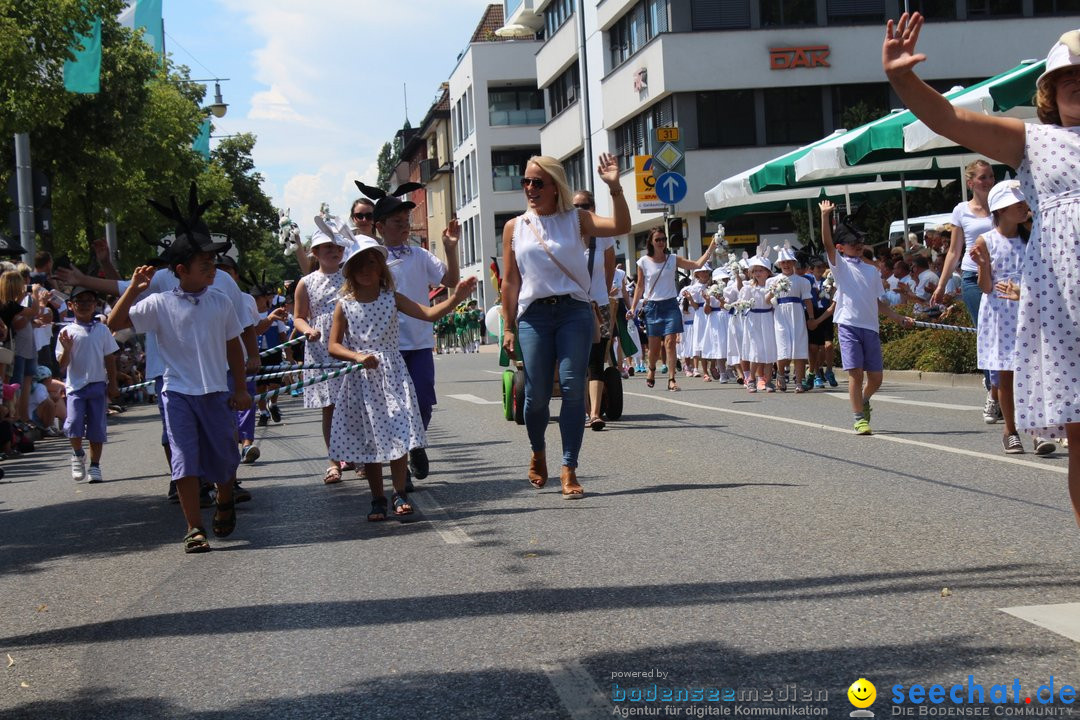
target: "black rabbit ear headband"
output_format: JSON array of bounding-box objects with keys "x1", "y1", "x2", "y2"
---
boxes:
[
  {"x1": 354, "y1": 180, "x2": 424, "y2": 223},
  {"x1": 147, "y1": 182, "x2": 231, "y2": 259}
]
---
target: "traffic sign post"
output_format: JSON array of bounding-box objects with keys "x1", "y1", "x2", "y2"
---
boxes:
[
  {"x1": 634, "y1": 155, "x2": 666, "y2": 213},
  {"x1": 650, "y1": 127, "x2": 685, "y2": 178}
]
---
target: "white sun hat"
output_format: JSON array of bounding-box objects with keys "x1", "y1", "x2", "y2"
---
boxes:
[
  {"x1": 987, "y1": 179, "x2": 1026, "y2": 212},
  {"x1": 1037, "y1": 30, "x2": 1080, "y2": 88}
]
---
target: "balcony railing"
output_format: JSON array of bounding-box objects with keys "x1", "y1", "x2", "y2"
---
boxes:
[{"x1": 489, "y1": 108, "x2": 546, "y2": 126}]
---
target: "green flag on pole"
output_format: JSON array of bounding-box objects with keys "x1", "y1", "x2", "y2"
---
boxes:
[
  {"x1": 63, "y1": 18, "x2": 102, "y2": 94},
  {"x1": 193, "y1": 118, "x2": 212, "y2": 159}
]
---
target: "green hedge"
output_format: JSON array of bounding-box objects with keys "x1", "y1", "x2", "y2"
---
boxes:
[{"x1": 832, "y1": 301, "x2": 979, "y2": 374}]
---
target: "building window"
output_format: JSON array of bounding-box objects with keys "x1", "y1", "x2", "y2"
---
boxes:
[
  {"x1": 697, "y1": 90, "x2": 756, "y2": 148},
  {"x1": 564, "y1": 152, "x2": 587, "y2": 194},
  {"x1": 760, "y1": 0, "x2": 816, "y2": 26},
  {"x1": 609, "y1": 0, "x2": 670, "y2": 69},
  {"x1": 494, "y1": 213, "x2": 517, "y2": 259},
  {"x1": 691, "y1": 0, "x2": 751, "y2": 29},
  {"x1": 613, "y1": 97, "x2": 675, "y2": 171},
  {"x1": 830, "y1": 83, "x2": 890, "y2": 131},
  {"x1": 492, "y1": 148, "x2": 540, "y2": 192},
  {"x1": 1034, "y1": 0, "x2": 1080, "y2": 13},
  {"x1": 545, "y1": 0, "x2": 574, "y2": 37},
  {"x1": 906, "y1": 0, "x2": 957, "y2": 18},
  {"x1": 548, "y1": 62, "x2": 581, "y2": 118},
  {"x1": 488, "y1": 87, "x2": 545, "y2": 126},
  {"x1": 763, "y1": 86, "x2": 823, "y2": 144},
  {"x1": 826, "y1": 0, "x2": 885, "y2": 25},
  {"x1": 966, "y1": 0, "x2": 1023, "y2": 14}
]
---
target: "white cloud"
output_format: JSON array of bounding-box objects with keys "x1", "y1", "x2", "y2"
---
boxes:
[{"x1": 207, "y1": 0, "x2": 494, "y2": 233}]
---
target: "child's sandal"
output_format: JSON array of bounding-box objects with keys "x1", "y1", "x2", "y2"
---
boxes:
[
  {"x1": 323, "y1": 465, "x2": 343, "y2": 485},
  {"x1": 392, "y1": 493, "x2": 414, "y2": 516},
  {"x1": 367, "y1": 496, "x2": 388, "y2": 522},
  {"x1": 183, "y1": 527, "x2": 211, "y2": 554},
  {"x1": 212, "y1": 499, "x2": 236, "y2": 538}
]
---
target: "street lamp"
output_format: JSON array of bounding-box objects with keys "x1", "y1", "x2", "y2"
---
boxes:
[{"x1": 192, "y1": 78, "x2": 230, "y2": 118}]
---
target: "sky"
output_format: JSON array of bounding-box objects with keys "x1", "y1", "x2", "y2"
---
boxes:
[{"x1": 164, "y1": 0, "x2": 496, "y2": 236}]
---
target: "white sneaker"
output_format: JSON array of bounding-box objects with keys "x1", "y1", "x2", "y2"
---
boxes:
[
  {"x1": 87, "y1": 465, "x2": 103, "y2": 483},
  {"x1": 1034, "y1": 437, "x2": 1057, "y2": 456},
  {"x1": 71, "y1": 454, "x2": 87, "y2": 482},
  {"x1": 982, "y1": 392, "x2": 1001, "y2": 424}
]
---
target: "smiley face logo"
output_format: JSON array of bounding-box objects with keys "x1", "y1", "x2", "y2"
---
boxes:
[{"x1": 848, "y1": 678, "x2": 876, "y2": 709}]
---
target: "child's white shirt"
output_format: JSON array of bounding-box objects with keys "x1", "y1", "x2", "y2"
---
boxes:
[
  {"x1": 386, "y1": 246, "x2": 447, "y2": 351},
  {"x1": 55, "y1": 321, "x2": 119, "y2": 393},
  {"x1": 118, "y1": 269, "x2": 254, "y2": 380},
  {"x1": 828, "y1": 255, "x2": 883, "y2": 332},
  {"x1": 128, "y1": 289, "x2": 243, "y2": 395}
]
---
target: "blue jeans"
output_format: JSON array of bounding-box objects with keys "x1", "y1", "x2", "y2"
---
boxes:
[
  {"x1": 961, "y1": 271, "x2": 996, "y2": 390},
  {"x1": 517, "y1": 297, "x2": 593, "y2": 468}
]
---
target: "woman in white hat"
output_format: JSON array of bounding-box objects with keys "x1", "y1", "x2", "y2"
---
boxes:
[{"x1": 884, "y1": 16, "x2": 1080, "y2": 525}]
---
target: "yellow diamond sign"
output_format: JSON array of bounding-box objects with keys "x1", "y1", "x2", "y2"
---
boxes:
[{"x1": 654, "y1": 142, "x2": 684, "y2": 171}]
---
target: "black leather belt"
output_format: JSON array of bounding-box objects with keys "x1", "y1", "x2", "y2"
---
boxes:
[{"x1": 537, "y1": 295, "x2": 572, "y2": 304}]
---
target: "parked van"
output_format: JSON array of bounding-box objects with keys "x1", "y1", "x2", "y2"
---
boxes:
[{"x1": 887, "y1": 213, "x2": 953, "y2": 246}]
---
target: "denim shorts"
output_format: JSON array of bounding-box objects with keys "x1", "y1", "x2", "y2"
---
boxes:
[{"x1": 11, "y1": 355, "x2": 37, "y2": 381}]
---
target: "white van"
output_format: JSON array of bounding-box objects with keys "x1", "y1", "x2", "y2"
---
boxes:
[{"x1": 887, "y1": 213, "x2": 953, "y2": 246}]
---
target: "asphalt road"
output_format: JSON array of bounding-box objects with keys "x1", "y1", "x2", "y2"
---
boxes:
[{"x1": 1, "y1": 348, "x2": 1076, "y2": 719}]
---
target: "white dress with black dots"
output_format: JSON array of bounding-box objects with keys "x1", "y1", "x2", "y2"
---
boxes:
[
  {"x1": 301, "y1": 269, "x2": 345, "y2": 409},
  {"x1": 975, "y1": 229, "x2": 1024, "y2": 373},
  {"x1": 328, "y1": 291, "x2": 425, "y2": 464},
  {"x1": 1014, "y1": 124, "x2": 1080, "y2": 437}
]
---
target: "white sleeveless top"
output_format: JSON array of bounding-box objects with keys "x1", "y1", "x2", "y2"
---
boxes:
[
  {"x1": 512, "y1": 210, "x2": 590, "y2": 319},
  {"x1": 637, "y1": 254, "x2": 678, "y2": 301}
]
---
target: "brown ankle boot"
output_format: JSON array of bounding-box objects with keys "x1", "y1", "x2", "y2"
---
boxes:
[
  {"x1": 560, "y1": 466, "x2": 584, "y2": 499},
  {"x1": 528, "y1": 452, "x2": 547, "y2": 488}
]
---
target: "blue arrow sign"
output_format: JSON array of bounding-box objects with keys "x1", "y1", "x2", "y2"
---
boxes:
[{"x1": 655, "y1": 171, "x2": 687, "y2": 205}]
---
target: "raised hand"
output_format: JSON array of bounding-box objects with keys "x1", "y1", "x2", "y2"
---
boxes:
[
  {"x1": 58, "y1": 329, "x2": 74, "y2": 351},
  {"x1": 596, "y1": 152, "x2": 620, "y2": 188},
  {"x1": 129, "y1": 265, "x2": 156, "y2": 294},
  {"x1": 442, "y1": 219, "x2": 460, "y2": 251},
  {"x1": 819, "y1": 199, "x2": 835, "y2": 216},
  {"x1": 883, "y1": 12, "x2": 927, "y2": 80}
]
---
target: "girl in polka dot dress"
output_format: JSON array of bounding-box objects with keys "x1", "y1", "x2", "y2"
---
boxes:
[
  {"x1": 327, "y1": 238, "x2": 476, "y2": 521},
  {"x1": 970, "y1": 181, "x2": 1043, "y2": 456},
  {"x1": 292, "y1": 228, "x2": 346, "y2": 485},
  {"x1": 885, "y1": 16, "x2": 1080, "y2": 525}
]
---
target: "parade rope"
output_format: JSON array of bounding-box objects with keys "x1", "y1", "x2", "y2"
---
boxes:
[
  {"x1": 117, "y1": 361, "x2": 351, "y2": 393},
  {"x1": 912, "y1": 320, "x2": 978, "y2": 334},
  {"x1": 254, "y1": 362, "x2": 363, "y2": 402},
  {"x1": 255, "y1": 362, "x2": 348, "y2": 373},
  {"x1": 259, "y1": 335, "x2": 307, "y2": 357}
]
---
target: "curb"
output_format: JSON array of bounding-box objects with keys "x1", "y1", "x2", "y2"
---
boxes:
[{"x1": 836, "y1": 368, "x2": 985, "y2": 389}]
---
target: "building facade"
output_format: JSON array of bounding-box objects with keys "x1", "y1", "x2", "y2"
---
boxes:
[
  {"x1": 449, "y1": 4, "x2": 544, "y2": 311},
  {"x1": 510, "y1": 0, "x2": 1069, "y2": 264}
]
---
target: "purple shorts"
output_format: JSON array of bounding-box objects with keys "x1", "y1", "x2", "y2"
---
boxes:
[
  {"x1": 837, "y1": 324, "x2": 883, "y2": 373},
  {"x1": 162, "y1": 390, "x2": 239, "y2": 486},
  {"x1": 64, "y1": 381, "x2": 107, "y2": 444},
  {"x1": 155, "y1": 376, "x2": 167, "y2": 446},
  {"x1": 401, "y1": 349, "x2": 436, "y2": 429},
  {"x1": 231, "y1": 372, "x2": 256, "y2": 442}
]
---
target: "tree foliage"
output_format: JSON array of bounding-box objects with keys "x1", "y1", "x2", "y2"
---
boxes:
[
  {"x1": 376, "y1": 141, "x2": 394, "y2": 191},
  {"x1": 0, "y1": 1, "x2": 282, "y2": 286}
]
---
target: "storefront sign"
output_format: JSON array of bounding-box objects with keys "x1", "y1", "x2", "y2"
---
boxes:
[{"x1": 769, "y1": 46, "x2": 830, "y2": 70}]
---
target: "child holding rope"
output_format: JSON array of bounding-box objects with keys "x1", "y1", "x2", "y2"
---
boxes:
[
  {"x1": 292, "y1": 226, "x2": 346, "y2": 484},
  {"x1": 326, "y1": 238, "x2": 476, "y2": 521}
]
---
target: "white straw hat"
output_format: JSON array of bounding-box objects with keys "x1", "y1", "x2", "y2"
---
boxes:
[
  {"x1": 988, "y1": 180, "x2": 1026, "y2": 212},
  {"x1": 748, "y1": 256, "x2": 772, "y2": 271},
  {"x1": 1037, "y1": 30, "x2": 1080, "y2": 88},
  {"x1": 342, "y1": 236, "x2": 389, "y2": 266}
]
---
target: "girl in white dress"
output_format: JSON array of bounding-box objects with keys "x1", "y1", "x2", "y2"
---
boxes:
[
  {"x1": 327, "y1": 238, "x2": 476, "y2": 521},
  {"x1": 883, "y1": 15, "x2": 1080, "y2": 523},
  {"x1": 677, "y1": 294, "x2": 696, "y2": 377},
  {"x1": 292, "y1": 228, "x2": 346, "y2": 484},
  {"x1": 688, "y1": 266, "x2": 712, "y2": 380},
  {"x1": 768, "y1": 246, "x2": 814, "y2": 393},
  {"x1": 971, "y1": 181, "x2": 1050, "y2": 455},
  {"x1": 740, "y1": 256, "x2": 778, "y2": 392},
  {"x1": 723, "y1": 267, "x2": 743, "y2": 378}
]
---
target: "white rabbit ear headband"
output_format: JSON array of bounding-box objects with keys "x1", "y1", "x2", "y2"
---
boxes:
[
  {"x1": 312, "y1": 215, "x2": 354, "y2": 248},
  {"x1": 776, "y1": 241, "x2": 797, "y2": 263}
]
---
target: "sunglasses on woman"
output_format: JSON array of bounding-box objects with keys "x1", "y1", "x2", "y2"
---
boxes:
[
  {"x1": 520, "y1": 178, "x2": 545, "y2": 190},
  {"x1": 353, "y1": 212, "x2": 374, "y2": 221},
  {"x1": 574, "y1": 203, "x2": 593, "y2": 210}
]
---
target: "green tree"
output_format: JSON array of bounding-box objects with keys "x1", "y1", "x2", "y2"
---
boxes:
[{"x1": 376, "y1": 141, "x2": 394, "y2": 191}]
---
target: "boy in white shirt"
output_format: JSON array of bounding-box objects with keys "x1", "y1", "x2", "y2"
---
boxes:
[
  {"x1": 56, "y1": 287, "x2": 119, "y2": 483},
  {"x1": 820, "y1": 201, "x2": 913, "y2": 435},
  {"x1": 108, "y1": 234, "x2": 251, "y2": 553}
]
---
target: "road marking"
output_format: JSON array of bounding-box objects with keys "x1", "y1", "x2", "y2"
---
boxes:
[
  {"x1": 541, "y1": 660, "x2": 611, "y2": 720},
  {"x1": 446, "y1": 393, "x2": 501, "y2": 405},
  {"x1": 411, "y1": 489, "x2": 472, "y2": 545},
  {"x1": 1000, "y1": 603, "x2": 1080, "y2": 643},
  {"x1": 482, "y1": 370, "x2": 504, "y2": 375},
  {"x1": 625, "y1": 391, "x2": 1067, "y2": 475},
  {"x1": 827, "y1": 393, "x2": 977, "y2": 412}
]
